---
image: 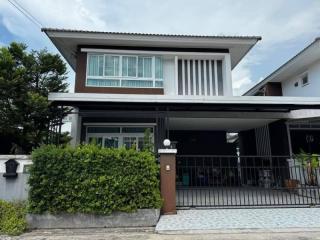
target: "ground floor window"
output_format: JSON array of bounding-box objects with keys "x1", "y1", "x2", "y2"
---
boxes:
[{"x1": 86, "y1": 125, "x2": 154, "y2": 151}]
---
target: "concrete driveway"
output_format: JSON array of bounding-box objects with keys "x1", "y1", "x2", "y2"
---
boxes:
[{"x1": 156, "y1": 208, "x2": 320, "y2": 233}]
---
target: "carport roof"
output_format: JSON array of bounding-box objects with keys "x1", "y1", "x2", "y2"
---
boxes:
[{"x1": 49, "y1": 93, "x2": 320, "y2": 112}]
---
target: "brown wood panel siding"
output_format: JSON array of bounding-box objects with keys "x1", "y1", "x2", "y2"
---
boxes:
[
  {"x1": 265, "y1": 82, "x2": 283, "y2": 96},
  {"x1": 74, "y1": 51, "x2": 164, "y2": 94},
  {"x1": 75, "y1": 51, "x2": 87, "y2": 93}
]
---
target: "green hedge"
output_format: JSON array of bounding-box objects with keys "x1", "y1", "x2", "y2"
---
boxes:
[
  {"x1": 28, "y1": 145, "x2": 162, "y2": 214},
  {"x1": 0, "y1": 200, "x2": 27, "y2": 236}
]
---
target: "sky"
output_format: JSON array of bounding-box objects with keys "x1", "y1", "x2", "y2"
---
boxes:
[{"x1": 0, "y1": 0, "x2": 320, "y2": 95}]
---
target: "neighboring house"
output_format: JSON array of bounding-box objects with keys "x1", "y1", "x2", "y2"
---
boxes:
[
  {"x1": 244, "y1": 38, "x2": 320, "y2": 156},
  {"x1": 44, "y1": 29, "x2": 320, "y2": 208}
]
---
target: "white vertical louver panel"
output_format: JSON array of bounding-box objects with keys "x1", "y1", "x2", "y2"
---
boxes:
[
  {"x1": 187, "y1": 60, "x2": 191, "y2": 96},
  {"x1": 214, "y1": 60, "x2": 218, "y2": 96},
  {"x1": 198, "y1": 60, "x2": 202, "y2": 96},
  {"x1": 192, "y1": 60, "x2": 196, "y2": 95},
  {"x1": 209, "y1": 60, "x2": 213, "y2": 96},
  {"x1": 177, "y1": 58, "x2": 223, "y2": 96},
  {"x1": 182, "y1": 59, "x2": 185, "y2": 95},
  {"x1": 203, "y1": 60, "x2": 208, "y2": 96}
]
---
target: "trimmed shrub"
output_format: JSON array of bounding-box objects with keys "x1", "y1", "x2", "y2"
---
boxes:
[
  {"x1": 0, "y1": 200, "x2": 27, "y2": 236},
  {"x1": 28, "y1": 145, "x2": 162, "y2": 214}
]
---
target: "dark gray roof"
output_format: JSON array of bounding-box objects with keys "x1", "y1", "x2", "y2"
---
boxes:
[
  {"x1": 43, "y1": 28, "x2": 261, "y2": 71},
  {"x1": 42, "y1": 28, "x2": 262, "y2": 41}
]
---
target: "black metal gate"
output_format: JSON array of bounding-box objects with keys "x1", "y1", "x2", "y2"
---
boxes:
[{"x1": 176, "y1": 155, "x2": 320, "y2": 207}]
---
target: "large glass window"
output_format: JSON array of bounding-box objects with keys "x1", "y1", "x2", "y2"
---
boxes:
[
  {"x1": 122, "y1": 56, "x2": 137, "y2": 77},
  {"x1": 155, "y1": 56, "x2": 163, "y2": 79},
  {"x1": 104, "y1": 55, "x2": 119, "y2": 76},
  {"x1": 86, "y1": 126, "x2": 154, "y2": 151},
  {"x1": 123, "y1": 137, "x2": 137, "y2": 149},
  {"x1": 86, "y1": 54, "x2": 163, "y2": 88},
  {"x1": 138, "y1": 57, "x2": 152, "y2": 78},
  {"x1": 104, "y1": 137, "x2": 119, "y2": 148},
  {"x1": 88, "y1": 137, "x2": 103, "y2": 146},
  {"x1": 88, "y1": 55, "x2": 104, "y2": 76}
]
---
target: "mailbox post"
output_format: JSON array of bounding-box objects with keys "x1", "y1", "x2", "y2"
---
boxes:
[{"x1": 158, "y1": 139, "x2": 177, "y2": 215}]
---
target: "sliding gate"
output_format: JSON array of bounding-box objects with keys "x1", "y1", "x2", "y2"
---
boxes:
[{"x1": 176, "y1": 155, "x2": 320, "y2": 208}]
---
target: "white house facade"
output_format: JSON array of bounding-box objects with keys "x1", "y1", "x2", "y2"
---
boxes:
[{"x1": 44, "y1": 29, "x2": 320, "y2": 208}]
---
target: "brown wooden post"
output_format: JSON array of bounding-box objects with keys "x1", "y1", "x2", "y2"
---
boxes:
[{"x1": 159, "y1": 148, "x2": 177, "y2": 215}]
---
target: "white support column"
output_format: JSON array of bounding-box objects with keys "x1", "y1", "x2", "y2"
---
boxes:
[
  {"x1": 70, "y1": 107, "x2": 82, "y2": 146},
  {"x1": 222, "y1": 54, "x2": 233, "y2": 96}
]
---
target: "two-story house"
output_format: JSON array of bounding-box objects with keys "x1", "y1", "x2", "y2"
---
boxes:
[
  {"x1": 244, "y1": 38, "x2": 320, "y2": 156},
  {"x1": 45, "y1": 29, "x2": 320, "y2": 208}
]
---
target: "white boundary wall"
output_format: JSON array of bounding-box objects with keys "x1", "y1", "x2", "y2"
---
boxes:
[{"x1": 0, "y1": 155, "x2": 32, "y2": 201}]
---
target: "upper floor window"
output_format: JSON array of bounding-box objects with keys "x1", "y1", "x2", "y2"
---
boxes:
[
  {"x1": 301, "y1": 74, "x2": 309, "y2": 86},
  {"x1": 105, "y1": 55, "x2": 120, "y2": 77},
  {"x1": 86, "y1": 54, "x2": 163, "y2": 88}
]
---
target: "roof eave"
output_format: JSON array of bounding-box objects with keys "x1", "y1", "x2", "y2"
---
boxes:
[
  {"x1": 42, "y1": 28, "x2": 261, "y2": 71},
  {"x1": 42, "y1": 28, "x2": 261, "y2": 41}
]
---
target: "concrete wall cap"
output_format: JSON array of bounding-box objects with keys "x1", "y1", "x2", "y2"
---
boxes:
[
  {"x1": 158, "y1": 149, "x2": 177, "y2": 154},
  {"x1": 0, "y1": 155, "x2": 31, "y2": 160}
]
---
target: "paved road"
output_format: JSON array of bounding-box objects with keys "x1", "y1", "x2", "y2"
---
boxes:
[{"x1": 2, "y1": 228, "x2": 320, "y2": 240}]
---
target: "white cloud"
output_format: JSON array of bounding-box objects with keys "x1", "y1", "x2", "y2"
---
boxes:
[
  {"x1": 1, "y1": 0, "x2": 320, "y2": 94},
  {"x1": 232, "y1": 59, "x2": 253, "y2": 96}
]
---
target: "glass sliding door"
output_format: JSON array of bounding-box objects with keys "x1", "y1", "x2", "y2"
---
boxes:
[
  {"x1": 104, "y1": 137, "x2": 119, "y2": 148},
  {"x1": 88, "y1": 137, "x2": 103, "y2": 146},
  {"x1": 86, "y1": 125, "x2": 154, "y2": 151}
]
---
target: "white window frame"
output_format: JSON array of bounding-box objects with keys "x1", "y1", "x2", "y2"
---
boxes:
[
  {"x1": 138, "y1": 56, "x2": 154, "y2": 79},
  {"x1": 85, "y1": 125, "x2": 154, "y2": 151},
  {"x1": 104, "y1": 55, "x2": 120, "y2": 77},
  {"x1": 301, "y1": 73, "x2": 309, "y2": 87},
  {"x1": 121, "y1": 55, "x2": 138, "y2": 78},
  {"x1": 87, "y1": 55, "x2": 104, "y2": 77},
  {"x1": 86, "y1": 53, "x2": 163, "y2": 88}
]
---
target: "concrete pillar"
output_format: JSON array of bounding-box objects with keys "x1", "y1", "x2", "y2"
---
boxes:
[
  {"x1": 223, "y1": 54, "x2": 233, "y2": 96},
  {"x1": 158, "y1": 148, "x2": 177, "y2": 215},
  {"x1": 70, "y1": 107, "x2": 81, "y2": 147}
]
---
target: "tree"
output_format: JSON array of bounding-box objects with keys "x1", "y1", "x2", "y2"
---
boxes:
[{"x1": 0, "y1": 42, "x2": 70, "y2": 154}]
